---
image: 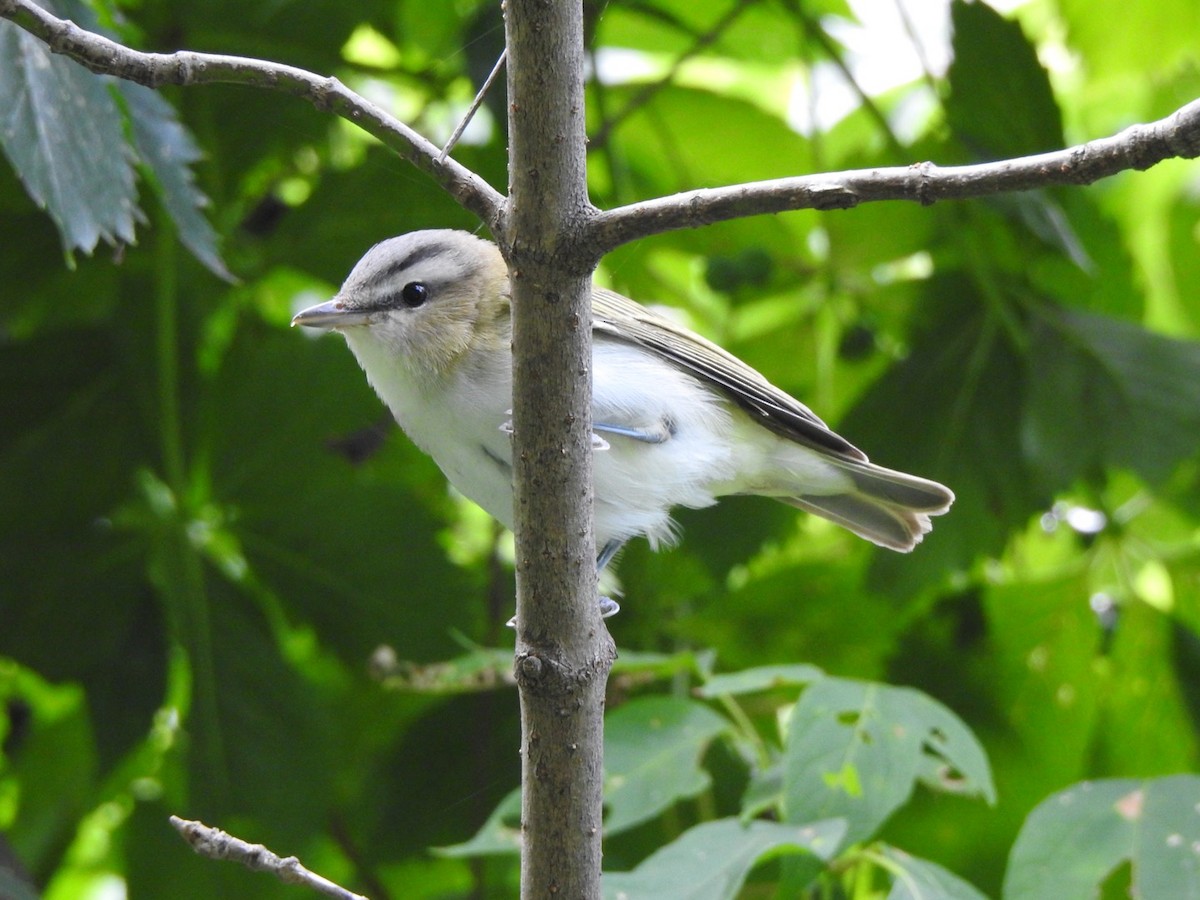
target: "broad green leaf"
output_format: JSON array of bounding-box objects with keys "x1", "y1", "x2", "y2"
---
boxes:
[
  {"x1": 602, "y1": 817, "x2": 847, "y2": 900},
  {"x1": 697, "y1": 664, "x2": 825, "y2": 698},
  {"x1": 0, "y1": 664, "x2": 97, "y2": 875},
  {"x1": 604, "y1": 696, "x2": 731, "y2": 835},
  {"x1": 982, "y1": 573, "x2": 1102, "y2": 791},
  {"x1": 946, "y1": 0, "x2": 1063, "y2": 157},
  {"x1": 783, "y1": 677, "x2": 994, "y2": 845},
  {"x1": 607, "y1": 84, "x2": 813, "y2": 190},
  {"x1": 1028, "y1": 189, "x2": 1143, "y2": 319},
  {"x1": 1093, "y1": 602, "x2": 1200, "y2": 775},
  {"x1": 1025, "y1": 306, "x2": 1200, "y2": 488},
  {"x1": 0, "y1": 326, "x2": 167, "y2": 768},
  {"x1": 594, "y1": 0, "x2": 830, "y2": 67},
  {"x1": 435, "y1": 788, "x2": 521, "y2": 858},
  {"x1": 881, "y1": 845, "x2": 989, "y2": 900},
  {"x1": 1004, "y1": 775, "x2": 1200, "y2": 900},
  {"x1": 1059, "y1": 0, "x2": 1200, "y2": 83},
  {"x1": 207, "y1": 324, "x2": 481, "y2": 664},
  {"x1": 120, "y1": 83, "x2": 231, "y2": 281},
  {"x1": 841, "y1": 279, "x2": 1043, "y2": 589},
  {"x1": 0, "y1": 8, "x2": 139, "y2": 256}
]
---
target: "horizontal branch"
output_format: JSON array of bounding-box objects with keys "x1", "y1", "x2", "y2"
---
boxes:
[
  {"x1": 0, "y1": 0, "x2": 505, "y2": 226},
  {"x1": 6, "y1": 0, "x2": 1199, "y2": 263},
  {"x1": 587, "y1": 96, "x2": 1200, "y2": 255}
]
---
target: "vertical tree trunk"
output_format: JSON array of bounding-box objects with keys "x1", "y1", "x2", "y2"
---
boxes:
[{"x1": 502, "y1": 1, "x2": 614, "y2": 897}]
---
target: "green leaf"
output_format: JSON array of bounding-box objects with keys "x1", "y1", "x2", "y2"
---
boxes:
[
  {"x1": 602, "y1": 817, "x2": 847, "y2": 900},
  {"x1": 608, "y1": 84, "x2": 812, "y2": 189},
  {"x1": 946, "y1": 0, "x2": 1063, "y2": 157},
  {"x1": 881, "y1": 845, "x2": 989, "y2": 900},
  {"x1": 783, "y1": 677, "x2": 994, "y2": 845},
  {"x1": 982, "y1": 573, "x2": 1102, "y2": 791},
  {"x1": 120, "y1": 83, "x2": 232, "y2": 281},
  {"x1": 1025, "y1": 307, "x2": 1200, "y2": 488},
  {"x1": 697, "y1": 664, "x2": 825, "y2": 698},
  {"x1": 0, "y1": 3, "x2": 139, "y2": 256},
  {"x1": 604, "y1": 696, "x2": 731, "y2": 835},
  {"x1": 841, "y1": 280, "x2": 1043, "y2": 587},
  {"x1": 1059, "y1": 0, "x2": 1200, "y2": 82},
  {"x1": 435, "y1": 788, "x2": 522, "y2": 858},
  {"x1": 0, "y1": 664, "x2": 97, "y2": 876},
  {"x1": 207, "y1": 324, "x2": 481, "y2": 665},
  {"x1": 1004, "y1": 775, "x2": 1200, "y2": 899}
]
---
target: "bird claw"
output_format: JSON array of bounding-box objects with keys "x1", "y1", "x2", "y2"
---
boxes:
[
  {"x1": 499, "y1": 415, "x2": 611, "y2": 452},
  {"x1": 506, "y1": 594, "x2": 621, "y2": 628}
]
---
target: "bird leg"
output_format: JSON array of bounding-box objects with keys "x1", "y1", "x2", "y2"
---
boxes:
[
  {"x1": 593, "y1": 417, "x2": 676, "y2": 445},
  {"x1": 507, "y1": 540, "x2": 625, "y2": 627}
]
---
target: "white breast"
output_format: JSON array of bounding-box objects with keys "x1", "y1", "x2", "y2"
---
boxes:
[
  {"x1": 343, "y1": 329, "x2": 518, "y2": 530},
  {"x1": 344, "y1": 328, "x2": 758, "y2": 553}
]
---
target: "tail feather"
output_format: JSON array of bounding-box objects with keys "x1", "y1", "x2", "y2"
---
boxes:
[{"x1": 784, "y1": 461, "x2": 954, "y2": 552}]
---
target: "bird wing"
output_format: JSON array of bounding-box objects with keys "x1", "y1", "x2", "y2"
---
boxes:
[{"x1": 590, "y1": 287, "x2": 867, "y2": 461}]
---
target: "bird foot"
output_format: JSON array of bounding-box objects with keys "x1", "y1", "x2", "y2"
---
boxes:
[{"x1": 506, "y1": 594, "x2": 621, "y2": 628}]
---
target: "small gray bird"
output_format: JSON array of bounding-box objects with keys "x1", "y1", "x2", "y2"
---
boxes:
[{"x1": 293, "y1": 230, "x2": 953, "y2": 587}]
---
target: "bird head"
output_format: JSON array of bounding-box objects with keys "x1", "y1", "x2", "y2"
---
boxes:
[{"x1": 292, "y1": 229, "x2": 510, "y2": 376}]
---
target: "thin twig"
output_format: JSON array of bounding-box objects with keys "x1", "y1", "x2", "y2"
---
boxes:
[
  {"x1": 170, "y1": 816, "x2": 370, "y2": 900},
  {"x1": 591, "y1": 0, "x2": 757, "y2": 147},
  {"x1": 439, "y1": 48, "x2": 506, "y2": 163},
  {"x1": 586, "y1": 96, "x2": 1200, "y2": 256},
  {"x1": 784, "y1": 0, "x2": 907, "y2": 159},
  {"x1": 892, "y1": 0, "x2": 941, "y2": 97},
  {"x1": 0, "y1": 0, "x2": 505, "y2": 227}
]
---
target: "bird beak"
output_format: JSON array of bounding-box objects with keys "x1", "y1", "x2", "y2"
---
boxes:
[{"x1": 291, "y1": 298, "x2": 372, "y2": 329}]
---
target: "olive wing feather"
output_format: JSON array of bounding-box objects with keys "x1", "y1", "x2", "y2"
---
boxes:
[{"x1": 590, "y1": 287, "x2": 867, "y2": 461}]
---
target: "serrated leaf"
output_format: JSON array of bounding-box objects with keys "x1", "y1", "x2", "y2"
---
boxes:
[
  {"x1": 1024, "y1": 306, "x2": 1200, "y2": 488},
  {"x1": 881, "y1": 845, "x2": 989, "y2": 900},
  {"x1": 783, "y1": 677, "x2": 994, "y2": 845},
  {"x1": 120, "y1": 82, "x2": 232, "y2": 281},
  {"x1": 602, "y1": 817, "x2": 847, "y2": 900},
  {"x1": 946, "y1": 0, "x2": 1063, "y2": 157},
  {"x1": 604, "y1": 696, "x2": 731, "y2": 835},
  {"x1": 1004, "y1": 775, "x2": 1200, "y2": 899},
  {"x1": 697, "y1": 664, "x2": 825, "y2": 698},
  {"x1": 0, "y1": 9, "x2": 140, "y2": 256},
  {"x1": 841, "y1": 279, "x2": 1043, "y2": 589}
]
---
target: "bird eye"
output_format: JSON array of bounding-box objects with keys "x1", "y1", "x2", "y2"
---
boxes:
[{"x1": 400, "y1": 282, "x2": 428, "y2": 308}]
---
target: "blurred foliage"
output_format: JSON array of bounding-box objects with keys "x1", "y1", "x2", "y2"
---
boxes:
[{"x1": 1, "y1": 0, "x2": 1199, "y2": 897}]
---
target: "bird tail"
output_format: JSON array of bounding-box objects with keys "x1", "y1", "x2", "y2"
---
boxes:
[{"x1": 782, "y1": 460, "x2": 954, "y2": 552}]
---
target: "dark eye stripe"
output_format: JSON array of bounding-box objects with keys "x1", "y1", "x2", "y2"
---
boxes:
[{"x1": 373, "y1": 242, "x2": 454, "y2": 287}]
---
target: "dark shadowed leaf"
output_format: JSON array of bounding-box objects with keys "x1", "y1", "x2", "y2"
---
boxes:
[
  {"x1": 0, "y1": 17, "x2": 139, "y2": 255},
  {"x1": 841, "y1": 278, "x2": 1044, "y2": 589},
  {"x1": 946, "y1": 0, "x2": 1063, "y2": 157},
  {"x1": 1025, "y1": 307, "x2": 1200, "y2": 488},
  {"x1": 120, "y1": 83, "x2": 231, "y2": 281}
]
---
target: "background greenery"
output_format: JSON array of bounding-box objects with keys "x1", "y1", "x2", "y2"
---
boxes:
[{"x1": 1, "y1": 0, "x2": 1199, "y2": 897}]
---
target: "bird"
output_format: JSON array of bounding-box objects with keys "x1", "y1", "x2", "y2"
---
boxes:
[{"x1": 292, "y1": 229, "x2": 953, "y2": 605}]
